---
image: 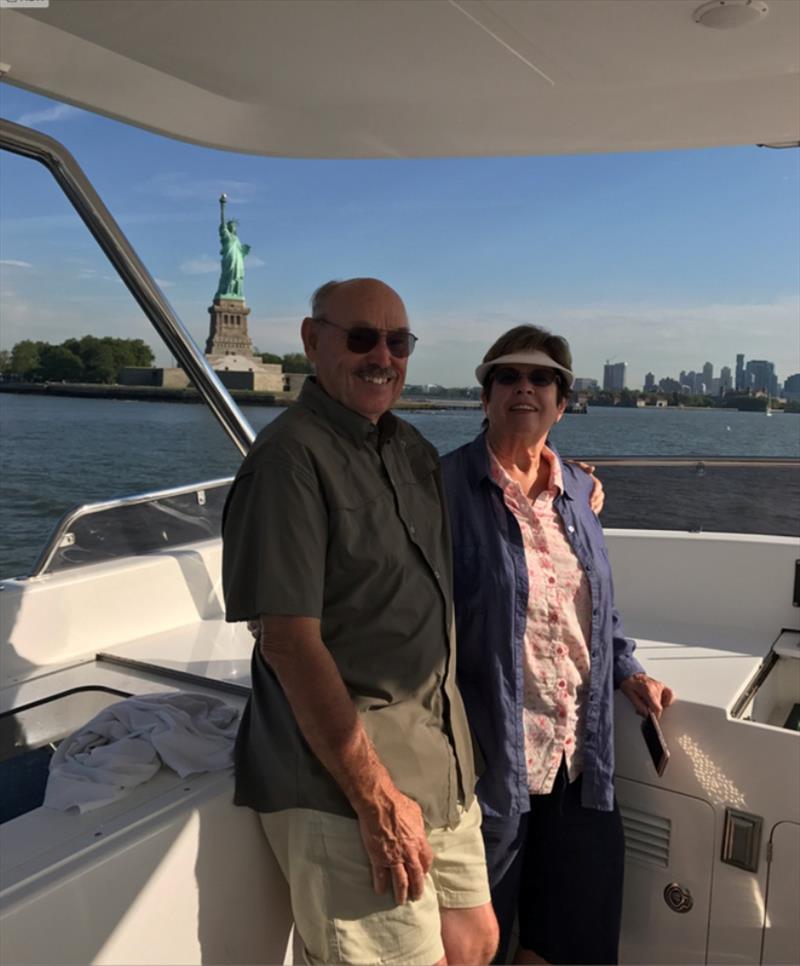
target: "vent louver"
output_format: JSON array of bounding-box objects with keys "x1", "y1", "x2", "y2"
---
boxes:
[{"x1": 621, "y1": 805, "x2": 671, "y2": 867}]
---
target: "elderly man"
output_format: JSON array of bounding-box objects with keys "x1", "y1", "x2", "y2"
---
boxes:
[{"x1": 222, "y1": 278, "x2": 498, "y2": 966}]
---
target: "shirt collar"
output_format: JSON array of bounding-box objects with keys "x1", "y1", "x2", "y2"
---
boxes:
[
  {"x1": 486, "y1": 440, "x2": 563, "y2": 497},
  {"x1": 460, "y1": 431, "x2": 576, "y2": 501},
  {"x1": 297, "y1": 377, "x2": 398, "y2": 447}
]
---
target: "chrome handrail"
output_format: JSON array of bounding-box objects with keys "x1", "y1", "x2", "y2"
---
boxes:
[
  {"x1": 0, "y1": 119, "x2": 256, "y2": 456},
  {"x1": 30, "y1": 477, "x2": 234, "y2": 578}
]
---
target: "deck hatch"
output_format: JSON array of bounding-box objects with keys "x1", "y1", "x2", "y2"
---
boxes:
[{"x1": 621, "y1": 805, "x2": 671, "y2": 867}]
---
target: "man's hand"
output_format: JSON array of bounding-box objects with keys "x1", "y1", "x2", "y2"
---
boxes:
[
  {"x1": 356, "y1": 783, "x2": 433, "y2": 905},
  {"x1": 257, "y1": 615, "x2": 431, "y2": 907},
  {"x1": 569, "y1": 460, "x2": 605, "y2": 514},
  {"x1": 620, "y1": 672, "x2": 675, "y2": 719}
]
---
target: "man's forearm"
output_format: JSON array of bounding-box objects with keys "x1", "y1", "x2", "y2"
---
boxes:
[
  {"x1": 259, "y1": 615, "x2": 394, "y2": 813},
  {"x1": 258, "y1": 615, "x2": 433, "y2": 903}
]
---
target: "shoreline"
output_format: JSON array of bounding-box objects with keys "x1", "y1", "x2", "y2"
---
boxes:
[
  {"x1": 0, "y1": 383, "x2": 789, "y2": 414},
  {"x1": 0, "y1": 382, "x2": 481, "y2": 411}
]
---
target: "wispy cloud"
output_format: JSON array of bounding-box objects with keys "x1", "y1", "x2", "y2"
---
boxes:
[
  {"x1": 76, "y1": 268, "x2": 123, "y2": 284},
  {"x1": 154, "y1": 278, "x2": 173, "y2": 289},
  {"x1": 16, "y1": 104, "x2": 82, "y2": 127},
  {"x1": 180, "y1": 257, "x2": 218, "y2": 275},
  {"x1": 0, "y1": 259, "x2": 33, "y2": 269},
  {"x1": 410, "y1": 295, "x2": 800, "y2": 386},
  {"x1": 248, "y1": 256, "x2": 267, "y2": 268},
  {"x1": 139, "y1": 174, "x2": 259, "y2": 204}
]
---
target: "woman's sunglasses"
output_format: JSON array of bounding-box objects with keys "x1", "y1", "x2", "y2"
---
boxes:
[
  {"x1": 315, "y1": 317, "x2": 418, "y2": 358},
  {"x1": 492, "y1": 366, "x2": 560, "y2": 387}
]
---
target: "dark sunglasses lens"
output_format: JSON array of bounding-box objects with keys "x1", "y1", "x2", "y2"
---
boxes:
[
  {"x1": 494, "y1": 368, "x2": 521, "y2": 385},
  {"x1": 345, "y1": 327, "x2": 380, "y2": 354},
  {"x1": 528, "y1": 369, "x2": 558, "y2": 386},
  {"x1": 386, "y1": 333, "x2": 414, "y2": 358}
]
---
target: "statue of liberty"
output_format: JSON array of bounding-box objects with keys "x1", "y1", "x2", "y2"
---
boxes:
[{"x1": 215, "y1": 193, "x2": 251, "y2": 300}]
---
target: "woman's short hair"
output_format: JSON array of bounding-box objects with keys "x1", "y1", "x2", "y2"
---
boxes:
[{"x1": 481, "y1": 324, "x2": 573, "y2": 404}]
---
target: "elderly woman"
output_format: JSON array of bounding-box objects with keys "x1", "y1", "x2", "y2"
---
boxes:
[{"x1": 442, "y1": 325, "x2": 673, "y2": 965}]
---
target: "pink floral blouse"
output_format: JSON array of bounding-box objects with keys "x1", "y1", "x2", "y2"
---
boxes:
[{"x1": 488, "y1": 443, "x2": 593, "y2": 794}]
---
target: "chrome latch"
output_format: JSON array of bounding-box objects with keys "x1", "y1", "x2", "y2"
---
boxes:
[{"x1": 664, "y1": 883, "x2": 693, "y2": 913}]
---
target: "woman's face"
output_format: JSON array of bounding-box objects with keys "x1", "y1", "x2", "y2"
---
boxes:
[{"x1": 482, "y1": 364, "x2": 567, "y2": 444}]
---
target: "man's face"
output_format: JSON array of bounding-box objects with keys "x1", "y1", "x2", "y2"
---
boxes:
[{"x1": 301, "y1": 279, "x2": 409, "y2": 422}]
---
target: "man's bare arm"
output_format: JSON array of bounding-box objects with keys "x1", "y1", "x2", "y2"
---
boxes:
[{"x1": 258, "y1": 614, "x2": 433, "y2": 905}]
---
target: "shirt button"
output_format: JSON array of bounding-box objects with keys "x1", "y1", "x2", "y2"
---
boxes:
[
  {"x1": 548, "y1": 577, "x2": 555, "y2": 585},
  {"x1": 433, "y1": 569, "x2": 440, "y2": 580},
  {"x1": 585, "y1": 564, "x2": 592, "y2": 573},
  {"x1": 567, "y1": 525, "x2": 575, "y2": 533},
  {"x1": 409, "y1": 525, "x2": 416, "y2": 535},
  {"x1": 593, "y1": 608, "x2": 599, "y2": 616}
]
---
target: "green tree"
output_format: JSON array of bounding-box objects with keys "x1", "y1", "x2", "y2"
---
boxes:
[
  {"x1": 10, "y1": 340, "x2": 42, "y2": 378},
  {"x1": 128, "y1": 339, "x2": 154, "y2": 366},
  {"x1": 260, "y1": 352, "x2": 283, "y2": 365},
  {"x1": 282, "y1": 352, "x2": 313, "y2": 373},
  {"x1": 0, "y1": 349, "x2": 10, "y2": 374},
  {"x1": 81, "y1": 339, "x2": 117, "y2": 383},
  {"x1": 39, "y1": 345, "x2": 84, "y2": 382},
  {"x1": 100, "y1": 337, "x2": 154, "y2": 369}
]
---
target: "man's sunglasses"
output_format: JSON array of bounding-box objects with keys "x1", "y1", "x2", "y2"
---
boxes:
[
  {"x1": 315, "y1": 317, "x2": 418, "y2": 358},
  {"x1": 492, "y1": 366, "x2": 561, "y2": 388}
]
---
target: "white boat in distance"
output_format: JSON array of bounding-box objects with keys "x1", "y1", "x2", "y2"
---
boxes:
[{"x1": 1, "y1": 2, "x2": 798, "y2": 964}]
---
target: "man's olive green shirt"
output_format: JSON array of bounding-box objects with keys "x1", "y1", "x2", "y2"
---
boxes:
[{"x1": 222, "y1": 378, "x2": 476, "y2": 828}]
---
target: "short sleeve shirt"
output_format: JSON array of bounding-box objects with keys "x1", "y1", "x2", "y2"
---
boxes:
[{"x1": 222, "y1": 378, "x2": 475, "y2": 828}]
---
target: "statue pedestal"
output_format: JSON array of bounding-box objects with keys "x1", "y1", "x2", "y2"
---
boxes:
[
  {"x1": 205, "y1": 298, "x2": 254, "y2": 356},
  {"x1": 204, "y1": 296, "x2": 284, "y2": 392}
]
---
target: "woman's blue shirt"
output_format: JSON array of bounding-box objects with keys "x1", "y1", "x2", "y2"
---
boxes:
[{"x1": 442, "y1": 433, "x2": 644, "y2": 815}]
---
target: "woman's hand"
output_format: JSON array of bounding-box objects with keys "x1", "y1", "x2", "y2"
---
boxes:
[
  {"x1": 620, "y1": 672, "x2": 675, "y2": 718},
  {"x1": 570, "y1": 460, "x2": 605, "y2": 514}
]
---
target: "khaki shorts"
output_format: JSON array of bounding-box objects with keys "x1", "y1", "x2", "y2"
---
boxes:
[{"x1": 260, "y1": 798, "x2": 490, "y2": 965}]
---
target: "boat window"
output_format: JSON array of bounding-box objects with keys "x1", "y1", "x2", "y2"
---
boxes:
[{"x1": 0, "y1": 149, "x2": 250, "y2": 579}]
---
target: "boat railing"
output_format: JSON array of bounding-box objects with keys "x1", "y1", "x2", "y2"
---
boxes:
[
  {"x1": 568, "y1": 456, "x2": 799, "y2": 537},
  {"x1": 19, "y1": 456, "x2": 799, "y2": 579},
  {"x1": 29, "y1": 478, "x2": 234, "y2": 578},
  {"x1": 0, "y1": 119, "x2": 255, "y2": 457}
]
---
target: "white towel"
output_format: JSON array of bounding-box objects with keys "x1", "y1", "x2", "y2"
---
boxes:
[{"x1": 44, "y1": 691, "x2": 240, "y2": 813}]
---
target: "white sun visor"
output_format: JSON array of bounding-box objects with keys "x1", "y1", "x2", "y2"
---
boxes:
[{"x1": 475, "y1": 351, "x2": 575, "y2": 388}]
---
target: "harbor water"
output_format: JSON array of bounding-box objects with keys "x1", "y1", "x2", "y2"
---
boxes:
[{"x1": 1, "y1": 394, "x2": 798, "y2": 578}]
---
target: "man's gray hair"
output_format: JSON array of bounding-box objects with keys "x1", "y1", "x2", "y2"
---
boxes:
[{"x1": 310, "y1": 280, "x2": 343, "y2": 319}]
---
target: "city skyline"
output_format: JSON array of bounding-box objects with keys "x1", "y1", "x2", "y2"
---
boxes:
[{"x1": 1, "y1": 85, "x2": 798, "y2": 389}]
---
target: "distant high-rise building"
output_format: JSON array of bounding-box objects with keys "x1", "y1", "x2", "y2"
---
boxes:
[
  {"x1": 784, "y1": 373, "x2": 800, "y2": 401},
  {"x1": 603, "y1": 361, "x2": 627, "y2": 391},
  {"x1": 659, "y1": 377, "x2": 681, "y2": 394},
  {"x1": 573, "y1": 377, "x2": 599, "y2": 391},
  {"x1": 720, "y1": 365, "x2": 732, "y2": 394},
  {"x1": 702, "y1": 362, "x2": 713, "y2": 392},
  {"x1": 643, "y1": 372, "x2": 655, "y2": 391},
  {"x1": 735, "y1": 353, "x2": 745, "y2": 391},
  {"x1": 745, "y1": 359, "x2": 777, "y2": 396},
  {"x1": 680, "y1": 370, "x2": 702, "y2": 394}
]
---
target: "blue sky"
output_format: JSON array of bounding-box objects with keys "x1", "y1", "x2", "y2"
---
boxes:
[{"x1": 1, "y1": 84, "x2": 798, "y2": 388}]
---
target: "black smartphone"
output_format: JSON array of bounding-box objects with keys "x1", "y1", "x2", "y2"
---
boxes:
[{"x1": 641, "y1": 711, "x2": 670, "y2": 776}]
